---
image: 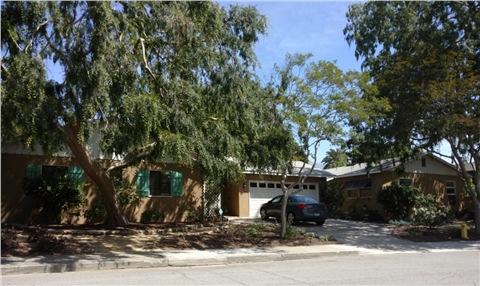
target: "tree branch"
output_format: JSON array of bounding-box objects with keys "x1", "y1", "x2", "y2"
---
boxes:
[
  {"x1": 139, "y1": 38, "x2": 166, "y2": 98},
  {"x1": 25, "y1": 19, "x2": 50, "y2": 53},
  {"x1": 106, "y1": 142, "x2": 157, "y2": 172}
]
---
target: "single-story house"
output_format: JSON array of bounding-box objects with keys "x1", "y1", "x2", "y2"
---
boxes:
[
  {"x1": 324, "y1": 153, "x2": 467, "y2": 219},
  {"x1": 222, "y1": 161, "x2": 335, "y2": 218},
  {"x1": 2, "y1": 138, "x2": 334, "y2": 224},
  {"x1": 1, "y1": 140, "x2": 204, "y2": 225}
]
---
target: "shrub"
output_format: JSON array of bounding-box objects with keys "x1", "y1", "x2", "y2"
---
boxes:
[
  {"x1": 23, "y1": 175, "x2": 85, "y2": 223},
  {"x1": 84, "y1": 198, "x2": 107, "y2": 224},
  {"x1": 414, "y1": 194, "x2": 451, "y2": 227},
  {"x1": 140, "y1": 210, "x2": 166, "y2": 224},
  {"x1": 319, "y1": 180, "x2": 345, "y2": 218},
  {"x1": 113, "y1": 178, "x2": 139, "y2": 207},
  {"x1": 377, "y1": 182, "x2": 419, "y2": 220}
]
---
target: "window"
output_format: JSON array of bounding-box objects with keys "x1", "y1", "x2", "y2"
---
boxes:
[
  {"x1": 344, "y1": 179, "x2": 370, "y2": 199},
  {"x1": 346, "y1": 189, "x2": 358, "y2": 199},
  {"x1": 359, "y1": 189, "x2": 372, "y2": 198},
  {"x1": 26, "y1": 164, "x2": 83, "y2": 185},
  {"x1": 421, "y1": 158, "x2": 426, "y2": 167},
  {"x1": 136, "y1": 170, "x2": 183, "y2": 197},
  {"x1": 259, "y1": 183, "x2": 266, "y2": 188},
  {"x1": 267, "y1": 183, "x2": 275, "y2": 188},
  {"x1": 309, "y1": 185, "x2": 316, "y2": 190},
  {"x1": 446, "y1": 181, "x2": 456, "y2": 196},
  {"x1": 250, "y1": 182, "x2": 257, "y2": 188},
  {"x1": 399, "y1": 178, "x2": 413, "y2": 186}
]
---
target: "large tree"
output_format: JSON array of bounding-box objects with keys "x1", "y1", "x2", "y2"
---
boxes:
[
  {"x1": 266, "y1": 53, "x2": 372, "y2": 238},
  {"x1": 344, "y1": 1, "x2": 480, "y2": 232},
  {"x1": 1, "y1": 1, "x2": 271, "y2": 226}
]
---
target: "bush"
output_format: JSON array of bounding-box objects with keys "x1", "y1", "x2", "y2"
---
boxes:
[
  {"x1": 24, "y1": 175, "x2": 85, "y2": 223},
  {"x1": 140, "y1": 210, "x2": 166, "y2": 224},
  {"x1": 319, "y1": 180, "x2": 345, "y2": 218},
  {"x1": 113, "y1": 178, "x2": 139, "y2": 207},
  {"x1": 414, "y1": 194, "x2": 451, "y2": 227},
  {"x1": 84, "y1": 198, "x2": 107, "y2": 224},
  {"x1": 377, "y1": 182, "x2": 419, "y2": 220}
]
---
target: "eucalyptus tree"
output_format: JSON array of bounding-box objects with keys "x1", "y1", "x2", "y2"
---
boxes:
[
  {"x1": 1, "y1": 1, "x2": 269, "y2": 226},
  {"x1": 344, "y1": 1, "x2": 480, "y2": 232},
  {"x1": 268, "y1": 53, "x2": 373, "y2": 238}
]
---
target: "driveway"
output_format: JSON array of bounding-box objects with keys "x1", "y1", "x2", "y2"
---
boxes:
[{"x1": 229, "y1": 217, "x2": 480, "y2": 253}]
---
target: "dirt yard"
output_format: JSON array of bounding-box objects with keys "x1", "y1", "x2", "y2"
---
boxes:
[
  {"x1": 2, "y1": 220, "x2": 478, "y2": 257},
  {"x1": 1, "y1": 222, "x2": 336, "y2": 257}
]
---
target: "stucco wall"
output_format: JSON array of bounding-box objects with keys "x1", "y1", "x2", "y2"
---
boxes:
[
  {"x1": 224, "y1": 174, "x2": 326, "y2": 218},
  {"x1": 1, "y1": 153, "x2": 204, "y2": 224},
  {"x1": 336, "y1": 170, "x2": 465, "y2": 218}
]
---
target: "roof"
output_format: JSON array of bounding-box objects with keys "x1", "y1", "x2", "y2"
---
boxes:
[
  {"x1": 324, "y1": 153, "x2": 458, "y2": 179},
  {"x1": 243, "y1": 161, "x2": 336, "y2": 178}
]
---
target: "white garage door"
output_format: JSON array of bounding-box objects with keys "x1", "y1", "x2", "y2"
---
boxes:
[{"x1": 248, "y1": 181, "x2": 319, "y2": 217}]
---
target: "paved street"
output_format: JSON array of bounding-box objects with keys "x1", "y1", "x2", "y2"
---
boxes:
[{"x1": 2, "y1": 250, "x2": 479, "y2": 285}]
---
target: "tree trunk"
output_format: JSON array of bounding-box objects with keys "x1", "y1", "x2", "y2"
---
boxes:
[
  {"x1": 280, "y1": 190, "x2": 289, "y2": 239},
  {"x1": 64, "y1": 125, "x2": 129, "y2": 227}
]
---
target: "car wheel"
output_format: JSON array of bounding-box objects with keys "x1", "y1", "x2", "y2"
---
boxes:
[
  {"x1": 316, "y1": 220, "x2": 325, "y2": 226},
  {"x1": 287, "y1": 212, "x2": 296, "y2": 224},
  {"x1": 260, "y1": 208, "x2": 268, "y2": 220}
]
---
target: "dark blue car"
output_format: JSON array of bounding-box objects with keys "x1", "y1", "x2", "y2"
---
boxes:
[{"x1": 259, "y1": 194, "x2": 329, "y2": 226}]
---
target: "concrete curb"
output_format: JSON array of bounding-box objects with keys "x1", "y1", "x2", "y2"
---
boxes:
[{"x1": 1, "y1": 246, "x2": 359, "y2": 275}]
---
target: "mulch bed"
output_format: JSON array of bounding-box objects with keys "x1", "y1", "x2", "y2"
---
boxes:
[{"x1": 391, "y1": 223, "x2": 480, "y2": 242}]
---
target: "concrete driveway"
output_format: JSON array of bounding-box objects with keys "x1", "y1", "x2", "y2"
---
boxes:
[{"x1": 229, "y1": 217, "x2": 480, "y2": 253}]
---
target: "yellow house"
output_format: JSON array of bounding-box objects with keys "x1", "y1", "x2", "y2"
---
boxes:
[
  {"x1": 324, "y1": 154, "x2": 466, "y2": 220},
  {"x1": 1, "y1": 141, "x2": 204, "y2": 225},
  {"x1": 223, "y1": 161, "x2": 335, "y2": 218}
]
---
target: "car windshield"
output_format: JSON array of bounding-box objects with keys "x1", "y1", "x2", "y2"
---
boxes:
[{"x1": 290, "y1": 196, "x2": 318, "y2": 204}]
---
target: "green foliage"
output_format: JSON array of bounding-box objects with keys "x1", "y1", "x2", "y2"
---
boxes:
[
  {"x1": 1, "y1": 1, "x2": 273, "y2": 226},
  {"x1": 319, "y1": 180, "x2": 345, "y2": 218},
  {"x1": 343, "y1": 2, "x2": 480, "y2": 225},
  {"x1": 23, "y1": 175, "x2": 85, "y2": 224},
  {"x1": 83, "y1": 198, "x2": 107, "y2": 225},
  {"x1": 377, "y1": 182, "x2": 420, "y2": 220},
  {"x1": 414, "y1": 194, "x2": 451, "y2": 228},
  {"x1": 140, "y1": 210, "x2": 166, "y2": 224},
  {"x1": 268, "y1": 52, "x2": 373, "y2": 239},
  {"x1": 318, "y1": 234, "x2": 335, "y2": 242},
  {"x1": 184, "y1": 205, "x2": 201, "y2": 223},
  {"x1": 113, "y1": 178, "x2": 139, "y2": 207},
  {"x1": 274, "y1": 221, "x2": 305, "y2": 239},
  {"x1": 321, "y1": 149, "x2": 349, "y2": 169}
]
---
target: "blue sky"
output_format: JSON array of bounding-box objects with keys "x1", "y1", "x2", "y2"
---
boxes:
[
  {"x1": 229, "y1": 1, "x2": 362, "y2": 78},
  {"x1": 231, "y1": 1, "x2": 452, "y2": 163},
  {"x1": 223, "y1": 1, "x2": 362, "y2": 164}
]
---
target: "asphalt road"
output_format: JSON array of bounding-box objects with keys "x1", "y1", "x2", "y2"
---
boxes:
[{"x1": 3, "y1": 250, "x2": 478, "y2": 285}]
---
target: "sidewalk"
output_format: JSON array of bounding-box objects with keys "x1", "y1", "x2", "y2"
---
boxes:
[{"x1": 1, "y1": 244, "x2": 359, "y2": 276}]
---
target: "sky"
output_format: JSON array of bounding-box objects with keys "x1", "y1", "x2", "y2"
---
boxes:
[
  {"x1": 223, "y1": 1, "x2": 363, "y2": 165},
  {"x1": 226, "y1": 1, "x2": 362, "y2": 78}
]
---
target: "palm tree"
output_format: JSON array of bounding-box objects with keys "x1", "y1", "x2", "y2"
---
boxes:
[{"x1": 322, "y1": 149, "x2": 349, "y2": 169}]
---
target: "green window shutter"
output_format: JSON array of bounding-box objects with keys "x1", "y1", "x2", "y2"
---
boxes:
[
  {"x1": 26, "y1": 164, "x2": 42, "y2": 178},
  {"x1": 136, "y1": 170, "x2": 150, "y2": 197},
  {"x1": 171, "y1": 171, "x2": 183, "y2": 197},
  {"x1": 68, "y1": 166, "x2": 83, "y2": 185}
]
